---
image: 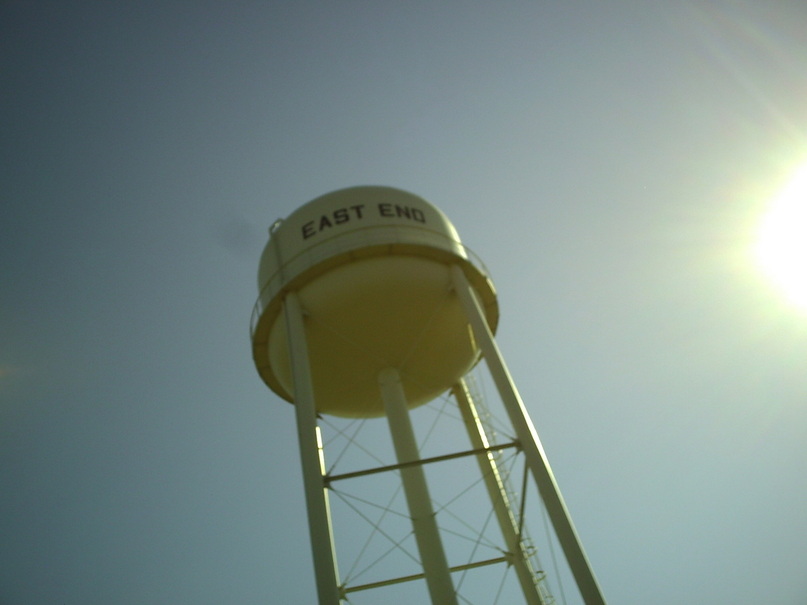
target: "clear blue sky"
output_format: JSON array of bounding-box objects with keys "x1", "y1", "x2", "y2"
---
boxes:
[{"x1": 2, "y1": 2, "x2": 806, "y2": 603}]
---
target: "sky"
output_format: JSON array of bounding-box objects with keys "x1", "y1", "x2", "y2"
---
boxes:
[{"x1": 2, "y1": 1, "x2": 807, "y2": 603}]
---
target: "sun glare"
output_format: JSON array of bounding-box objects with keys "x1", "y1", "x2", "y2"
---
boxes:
[{"x1": 755, "y1": 162, "x2": 807, "y2": 310}]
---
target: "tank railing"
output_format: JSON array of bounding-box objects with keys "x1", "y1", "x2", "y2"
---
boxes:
[{"x1": 249, "y1": 224, "x2": 493, "y2": 339}]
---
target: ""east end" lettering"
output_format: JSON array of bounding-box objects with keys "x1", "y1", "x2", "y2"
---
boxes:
[
  {"x1": 302, "y1": 205, "x2": 365, "y2": 239},
  {"x1": 377, "y1": 203, "x2": 426, "y2": 223},
  {"x1": 301, "y1": 203, "x2": 427, "y2": 239}
]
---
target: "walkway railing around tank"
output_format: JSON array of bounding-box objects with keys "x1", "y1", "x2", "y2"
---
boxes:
[{"x1": 249, "y1": 222, "x2": 494, "y2": 340}]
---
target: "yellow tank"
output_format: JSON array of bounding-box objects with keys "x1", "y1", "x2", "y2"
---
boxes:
[{"x1": 251, "y1": 186, "x2": 498, "y2": 417}]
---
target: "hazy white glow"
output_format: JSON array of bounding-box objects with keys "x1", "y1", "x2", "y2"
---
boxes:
[{"x1": 756, "y1": 162, "x2": 807, "y2": 309}]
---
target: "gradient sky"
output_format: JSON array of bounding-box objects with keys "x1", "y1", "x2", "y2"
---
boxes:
[{"x1": 2, "y1": 2, "x2": 807, "y2": 604}]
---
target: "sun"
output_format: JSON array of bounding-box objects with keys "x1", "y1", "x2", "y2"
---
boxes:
[{"x1": 755, "y1": 162, "x2": 807, "y2": 310}]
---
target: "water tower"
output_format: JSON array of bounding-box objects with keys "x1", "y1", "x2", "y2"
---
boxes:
[{"x1": 251, "y1": 186, "x2": 606, "y2": 604}]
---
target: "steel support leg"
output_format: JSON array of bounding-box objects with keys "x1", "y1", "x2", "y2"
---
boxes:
[
  {"x1": 451, "y1": 266, "x2": 607, "y2": 605},
  {"x1": 378, "y1": 367, "x2": 459, "y2": 605},
  {"x1": 284, "y1": 292, "x2": 342, "y2": 604}
]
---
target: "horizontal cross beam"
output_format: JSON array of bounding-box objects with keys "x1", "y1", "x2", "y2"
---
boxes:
[{"x1": 325, "y1": 441, "x2": 519, "y2": 485}]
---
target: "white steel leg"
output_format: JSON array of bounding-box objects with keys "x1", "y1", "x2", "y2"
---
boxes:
[
  {"x1": 284, "y1": 292, "x2": 342, "y2": 604},
  {"x1": 451, "y1": 266, "x2": 607, "y2": 605},
  {"x1": 378, "y1": 367, "x2": 459, "y2": 605}
]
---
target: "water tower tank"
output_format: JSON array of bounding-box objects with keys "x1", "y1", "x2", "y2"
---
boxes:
[{"x1": 250, "y1": 186, "x2": 498, "y2": 417}]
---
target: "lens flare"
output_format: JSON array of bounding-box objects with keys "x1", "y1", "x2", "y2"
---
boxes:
[{"x1": 755, "y1": 162, "x2": 807, "y2": 310}]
